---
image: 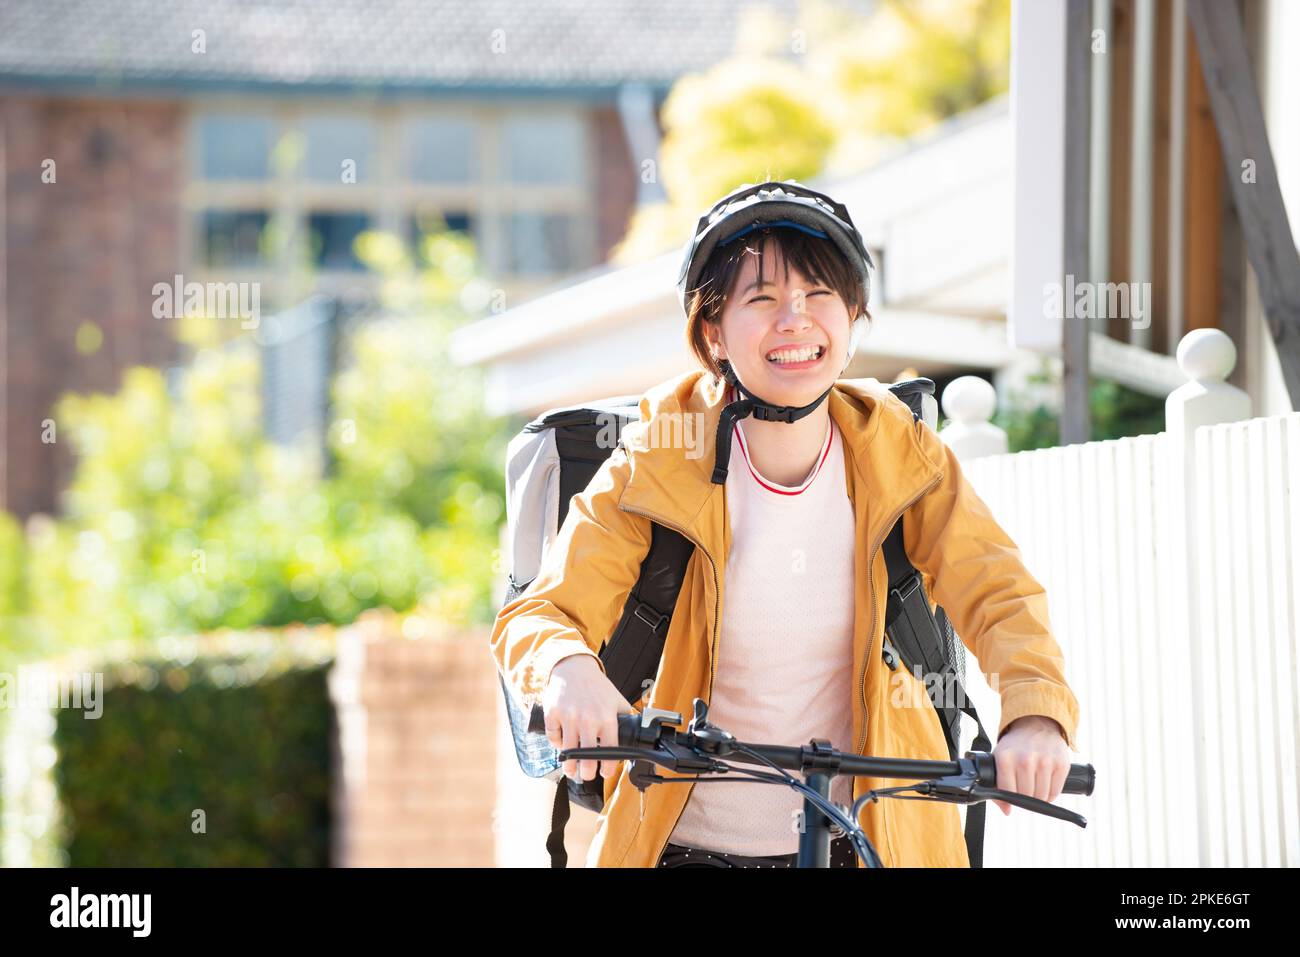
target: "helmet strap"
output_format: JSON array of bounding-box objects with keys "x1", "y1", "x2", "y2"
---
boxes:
[{"x1": 710, "y1": 359, "x2": 834, "y2": 485}]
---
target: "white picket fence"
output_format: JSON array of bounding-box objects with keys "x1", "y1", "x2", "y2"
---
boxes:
[{"x1": 943, "y1": 330, "x2": 1300, "y2": 866}]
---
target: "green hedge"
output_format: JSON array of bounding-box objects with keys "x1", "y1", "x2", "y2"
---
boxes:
[{"x1": 3, "y1": 629, "x2": 334, "y2": 867}]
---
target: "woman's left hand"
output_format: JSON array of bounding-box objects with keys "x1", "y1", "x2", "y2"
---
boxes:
[{"x1": 990, "y1": 715, "x2": 1071, "y2": 816}]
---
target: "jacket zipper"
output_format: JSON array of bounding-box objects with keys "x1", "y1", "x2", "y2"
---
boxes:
[
  {"x1": 853, "y1": 471, "x2": 943, "y2": 759},
  {"x1": 618, "y1": 501, "x2": 721, "y2": 867}
]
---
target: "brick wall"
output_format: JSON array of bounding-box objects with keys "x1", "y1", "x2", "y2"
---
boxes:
[
  {"x1": 329, "y1": 611, "x2": 502, "y2": 867},
  {"x1": 591, "y1": 104, "x2": 639, "y2": 263},
  {"x1": 0, "y1": 94, "x2": 183, "y2": 519},
  {"x1": 329, "y1": 607, "x2": 601, "y2": 867}
]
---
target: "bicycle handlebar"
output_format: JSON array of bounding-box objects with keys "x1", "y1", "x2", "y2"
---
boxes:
[
  {"x1": 528, "y1": 699, "x2": 1094, "y2": 865},
  {"x1": 529, "y1": 703, "x2": 1096, "y2": 798}
]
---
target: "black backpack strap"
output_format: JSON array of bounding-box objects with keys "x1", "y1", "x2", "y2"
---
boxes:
[
  {"x1": 543, "y1": 521, "x2": 695, "y2": 868},
  {"x1": 881, "y1": 379, "x2": 994, "y2": 868},
  {"x1": 547, "y1": 781, "x2": 571, "y2": 868},
  {"x1": 964, "y1": 723, "x2": 992, "y2": 869},
  {"x1": 601, "y1": 523, "x2": 694, "y2": 703},
  {"x1": 882, "y1": 521, "x2": 994, "y2": 868},
  {"x1": 883, "y1": 527, "x2": 962, "y2": 749}
]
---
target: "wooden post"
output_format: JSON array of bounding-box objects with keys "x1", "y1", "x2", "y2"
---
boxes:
[
  {"x1": 1108, "y1": 0, "x2": 1134, "y2": 343},
  {"x1": 1181, "y1": 9, "x2": 1224, "y2": 338},
  {"x1": 1062, "y1": 0, "x2": 1093, "y2": 445},
  {"x1": 1186, "y1": 0, "x2": 1300, "y2": 405}
]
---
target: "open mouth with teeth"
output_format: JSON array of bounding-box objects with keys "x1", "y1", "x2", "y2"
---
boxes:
[{"x1": 766, "y1": 345, "x2": 826, "y2": 367}]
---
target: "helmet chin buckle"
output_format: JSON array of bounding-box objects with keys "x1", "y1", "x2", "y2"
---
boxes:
[
  {"x1": 751, "y1": 403, "x2": 801, "y2": 423},
  {"x1": 709, "y1": 359, "x2": 835, "y2": 485}
]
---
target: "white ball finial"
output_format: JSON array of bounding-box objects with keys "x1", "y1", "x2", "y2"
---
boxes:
[
  {"x1": 1176, "y1": 328, "x2": 1236, "y2": 382},
  {"x1": 1167, "y1": 328, "x2": 1251, "y2": 437},
  {"x1": 939, "y1": 376, "x2": 1007, "y2": 460},
  {"x1": 941, "y1": 376, "x2": 997, "y2": 425}
]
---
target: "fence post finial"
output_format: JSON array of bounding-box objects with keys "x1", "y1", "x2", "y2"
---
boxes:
[
  {"x1": 939, "y1": 376, "x2": 1008, "y2": 461},
  {"x1": 1165, "y1": 329, "x2": 1252, "y2": 439}
]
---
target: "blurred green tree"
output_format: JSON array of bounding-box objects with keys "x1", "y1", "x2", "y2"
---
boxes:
[
  {"x1": 0, "y1": 220, "x2": 505, "y2": 665},
  {"x1": 0, "y1": 511, "x2": 27, "y2": 655},
  {"x1": 818, "y1": 0, "x2": 1011, "y2": 142},
  {"x1": 611, "y1": 0, "x2": 1011, "y2": 262}
]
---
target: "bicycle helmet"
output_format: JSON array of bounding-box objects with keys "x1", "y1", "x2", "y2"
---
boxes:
[{"x1": 676, "y1": 180, "x2": 876, "y2": 484}]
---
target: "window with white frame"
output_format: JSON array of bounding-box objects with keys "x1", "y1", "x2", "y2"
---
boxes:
[{"x1": 187, "y1": 103, "x2": 594, "y2": 305}]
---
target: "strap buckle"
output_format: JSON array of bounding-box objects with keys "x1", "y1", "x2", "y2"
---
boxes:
[
  {"x1": 633, "y1": 602, "x2": 667, "y2": 632},
  {"x1": 753, "y1": 404, "x2": 798, "y2": 423},
  {"x1": 891, "y1": 572, "x2": 921, "y2": 604}
]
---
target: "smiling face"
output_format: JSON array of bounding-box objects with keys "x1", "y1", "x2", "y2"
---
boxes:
[{"x1": 700, "y1": 234, "x2": 857, "y2": 408}]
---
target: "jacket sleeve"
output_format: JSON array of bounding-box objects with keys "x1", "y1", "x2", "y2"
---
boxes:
[
  {"x1": 489, "y1": 439, "x2": 654, "y2": 708},
  {"x1": 901, "y1": 420, "x2": 1081, "y2": 752}
]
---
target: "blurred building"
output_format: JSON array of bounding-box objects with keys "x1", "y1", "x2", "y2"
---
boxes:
[
  {"x1": 452, "y1": 96, "x2": 1023, "y2": 416},
  {"x1": 0, "y1": 0, "x2": 873, "y2": 519},
  {"x1": 453, "y1": 0, "x2": 1300, "y2": 432}
]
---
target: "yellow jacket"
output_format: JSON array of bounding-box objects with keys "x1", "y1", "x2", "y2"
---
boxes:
[{"x1": 490, "y1": 369, "x2": 1080, "y2": 867}]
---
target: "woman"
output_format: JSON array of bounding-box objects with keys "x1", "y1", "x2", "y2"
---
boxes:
[{"x1": 490, "y1": 181, "x2": 1080, "y2": 868}]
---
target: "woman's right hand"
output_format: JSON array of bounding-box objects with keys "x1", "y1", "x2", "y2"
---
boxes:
[{"x1": 542, "y1": 654, "x2": 634, "y2": 783}]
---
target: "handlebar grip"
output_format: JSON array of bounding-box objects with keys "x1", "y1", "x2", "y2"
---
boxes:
[
  {"x1": 525, "y1": 705, "x2": 644, "y2": 749},
  {"x1": 619, "y1": 711, "x2": 644, "y2": 747},
  {"x1": 1064, "y1": 763, "x2": 1095, "y2": 796}
]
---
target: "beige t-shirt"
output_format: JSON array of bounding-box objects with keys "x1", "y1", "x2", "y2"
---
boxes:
[{"x1": 667, "y1": 390, "x2": 857, "y2": 856}]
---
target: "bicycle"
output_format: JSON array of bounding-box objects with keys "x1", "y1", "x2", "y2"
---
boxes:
[{"x1": 535, "y1": 697, "x2": 1096, "y2": 868}]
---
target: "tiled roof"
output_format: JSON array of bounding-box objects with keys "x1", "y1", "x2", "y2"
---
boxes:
[{"x1": 0, "y1": 0, "x2": 877, "y2": 95}]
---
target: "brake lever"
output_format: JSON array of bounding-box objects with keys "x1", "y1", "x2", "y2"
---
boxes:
[
  {"x1": 916, "y1": 774, "x2": 1088, "y2": 828},
  {"x1": 973, "y1": 785, "x2": 1088, "y2": 827},
  {"x1": 625, "y1": 736, "x2": 730, "y2": 794}
]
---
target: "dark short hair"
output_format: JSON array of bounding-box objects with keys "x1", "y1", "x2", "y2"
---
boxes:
[{"x1": 683, "y1": 226, "x2": 871, "y2": 381}]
